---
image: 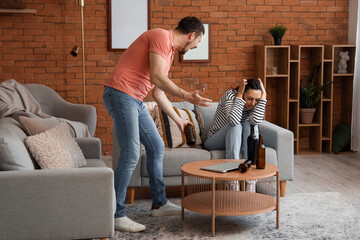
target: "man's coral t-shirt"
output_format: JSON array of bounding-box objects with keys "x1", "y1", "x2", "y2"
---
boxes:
[{"x1": 105, "y1": 29, "x2": 175, "y2": 101}]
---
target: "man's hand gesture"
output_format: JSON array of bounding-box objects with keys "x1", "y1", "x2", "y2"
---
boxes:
[{"x1": 185, "y1": 88, "x2": 212, "y2": 106}]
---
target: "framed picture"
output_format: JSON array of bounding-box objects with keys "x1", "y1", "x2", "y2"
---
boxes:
[
  {"x1": 180, "y1": 23, "x2": 211, "y2": 63},
  {"x1": 108, "y1": 0, "x2": 150, "y2": 51}
]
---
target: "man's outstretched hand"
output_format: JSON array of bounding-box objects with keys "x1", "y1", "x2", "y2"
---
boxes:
[{"x1": 185, "y1": 88, "x2": 212, "y2": 107}]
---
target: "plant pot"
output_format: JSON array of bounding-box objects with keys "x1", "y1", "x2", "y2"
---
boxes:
[
  {"x1": 300, "y1": 108, "x2": 316, "y2": 124},
  {"x1": 273, "y1": 37, "x2": 282, "y2": 45}
]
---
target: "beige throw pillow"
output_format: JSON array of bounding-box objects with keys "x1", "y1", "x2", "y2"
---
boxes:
[
  {"x1": 25, "y1": 122, "x2": 86, "y2": 169},
  {"x1": 152, "y1": 106, "x2": 203, "y2": 148}
]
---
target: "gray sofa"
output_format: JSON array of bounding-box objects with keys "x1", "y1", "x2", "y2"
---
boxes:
[
  {"x1": 0, "y1": 83, "x2": 114, "y2": 240},
  {"x1": 113, "y1": 102, "x2": 294, "y2": 203}
]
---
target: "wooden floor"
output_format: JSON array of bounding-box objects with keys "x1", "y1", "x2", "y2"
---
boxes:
[
  {"x1": 287, "y1": 153, "x2": 360, "y2": 205},
  {"x1": 104, "y1": 153, "x2": 360, "y2": 205}
]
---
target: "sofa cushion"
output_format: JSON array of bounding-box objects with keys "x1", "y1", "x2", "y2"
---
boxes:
[
  {"x1": 195, "y1": 103, "x2": 219, "y2": 141},
  {"x1": 25, "y1": 122, "x2": 86, "y2": 169},
  {"x1": 0, "y1": 118, "x2": 37, "y2": 170},
  {"x1": 152, "y1": 105, "x2": 203, "y2": 148},
  {"x1": 83, "y1": 159, "x2": 107, "y2": 167},
  {"x1": 141, "y1": 148, "x2": 211, "y2": 177},
  {"x1": 172, "y1": 102, "x2": 195, "y2": 110}
]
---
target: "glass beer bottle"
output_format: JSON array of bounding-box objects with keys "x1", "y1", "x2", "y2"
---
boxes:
[
  {"x1": 247, "y1": 124, "x2": 259, "y2": 165},
  {"x1": 184, "y1": 124, "x2": 195, "y2": 146}
]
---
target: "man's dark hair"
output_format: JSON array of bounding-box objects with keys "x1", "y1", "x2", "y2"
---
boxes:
[{"x1": 175, "y1": 16, "x2": 205, "y2": 37}]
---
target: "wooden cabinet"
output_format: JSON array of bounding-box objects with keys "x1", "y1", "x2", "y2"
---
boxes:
[{"x1": 255, "y1": 45, "x2": 356, "y2": 154}]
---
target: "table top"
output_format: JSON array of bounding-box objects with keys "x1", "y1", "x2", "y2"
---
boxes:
[{"x1": 181, "y1": 159, "x2": 278, "y2": 181}]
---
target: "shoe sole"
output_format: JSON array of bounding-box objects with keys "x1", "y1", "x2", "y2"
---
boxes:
[
  {"x1": 151, "y1": 211, "x2": 182, "y2": 217},
  {"x1": 115, "y1": 226, "x2": 146, "y2": 232}
]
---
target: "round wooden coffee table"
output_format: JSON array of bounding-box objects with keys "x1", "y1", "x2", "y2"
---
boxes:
[{"x1": 181, "y1": 159, "x2": 279, "y2": 237}]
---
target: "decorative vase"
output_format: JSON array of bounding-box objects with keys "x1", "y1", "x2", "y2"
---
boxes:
[
  {"x1": 299, "y1": 108, "x2": 316, "y2": 124},
  {"x1": 273, "y1": 37, "x2": 282, "y2": 45}
]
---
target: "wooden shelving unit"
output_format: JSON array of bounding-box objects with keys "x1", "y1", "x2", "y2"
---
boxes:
[
  {"x1": 255, "y1": 45, "x2": 290, "y2": 130},
  {"x1": 326, "y1": 45, "x2": 356, "y2": 153},
  {"x1": 256, "y1": 45, "x2": 356, "y2": 155}
]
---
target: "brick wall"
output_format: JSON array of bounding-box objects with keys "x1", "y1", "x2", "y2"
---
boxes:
[{"x1": 0, "y1": 0, "x2": 349, "y2": 155}]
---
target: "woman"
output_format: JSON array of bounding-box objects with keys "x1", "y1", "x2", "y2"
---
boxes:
[{"x1": 204, "y1": 78, "x2": 267, "y2": 191}]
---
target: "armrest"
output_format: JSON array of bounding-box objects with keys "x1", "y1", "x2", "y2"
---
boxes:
[
  {"x1": 0, "y1": 168, "x2": 115, "y2": 239},
  {"x1": 76, "y1": 137, "x2": 101, "y2": 159},
  {"x1": 259, "y1": 121, "x2": 294, "y2": 181},
  {"x1": 24, "y1": 84, "x2": 97, "y2": 137},
  {"x1": 53, "y1": 102, "x2": 97, "y2": 137}
]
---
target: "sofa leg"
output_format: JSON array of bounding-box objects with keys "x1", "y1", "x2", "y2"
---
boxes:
[
  {"x1": 100, "y1": 238, "x2": 109, "y2": 240},
  {"x1": 127, "y1": 187, "x2": 135, "y2": 204},
  {"x1": 280, "y1": 181, "x2": 286, "y2": 197}
]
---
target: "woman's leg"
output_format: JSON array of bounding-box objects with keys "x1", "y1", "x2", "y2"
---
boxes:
[
  {"x1": 225, "y1": 124, "x2": 243, "y2": 159},
  {"x1": 240, "y1": 120, "x2": 259, "y2": 192}
]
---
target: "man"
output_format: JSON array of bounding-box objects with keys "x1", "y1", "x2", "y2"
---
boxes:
[{"x1": 103, "y1": 16, "x2": 212, "y2": 233}]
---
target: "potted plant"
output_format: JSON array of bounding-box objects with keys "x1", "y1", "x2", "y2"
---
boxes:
[
  {"x1": 268, "y1": 24, "x2": 287, "y2": 45},
  {"x1": 300, "y1": 63, "x2": 333, "y2": 123}
]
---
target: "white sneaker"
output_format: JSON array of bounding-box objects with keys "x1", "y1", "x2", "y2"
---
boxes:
[
  {"x1": 114, "y1": 216, "x2": 146, "y2": 232},
  {"x1": 151, "y1": 200, "x2": 182, "y2": 217}
]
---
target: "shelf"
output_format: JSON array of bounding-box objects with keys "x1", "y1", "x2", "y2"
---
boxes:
[
  {"x1": 322, "y1": 137, "x2": 331, "y2": 140},
  {"x1": 333, "y1": 73, "x2": 354, "y2": 77},
  {"x1": 0, "y1": 9, "x2": 36, "y2": 14},
  {"x1": 322, "y1": 98, "x2": 331, "y2": 102},
  {"x1": 265, "y1": 74, "x2": 289, "y2": 78},
  {"x1": 183, "y1": 191, "x2": 276, "y2": 216},
  {"x1": 290, "y1": 59, "x2": 299, "y2": 63},
  {"x1": 289, "y1": 99, "x2": 298, "y2": 102},
  {"x1": 297, "y1": 150, "x2": 322, "y2": 155},
  {"x1": 323, "y1": 59, "x2": 332, "y2": 62},
  {"x1": 299, "y1": 123, "x2": 321, "y2": 127}
]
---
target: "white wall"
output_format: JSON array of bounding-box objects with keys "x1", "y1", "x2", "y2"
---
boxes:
[{"x1": 349, "y1": 0, "x2": 358, "y2": 44}]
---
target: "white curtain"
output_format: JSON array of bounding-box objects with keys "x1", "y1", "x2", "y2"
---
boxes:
[{"x1": 351, "y1": 4, "x2": 360, "y2": 151}]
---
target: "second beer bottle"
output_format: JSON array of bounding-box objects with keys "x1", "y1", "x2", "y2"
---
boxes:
[{"x1": 247, "y1": 124, "x2": 259, "y2": 165}]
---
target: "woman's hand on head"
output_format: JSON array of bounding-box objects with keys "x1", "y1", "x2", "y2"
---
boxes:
[
  {"x1": 257, "y1": 78, "x2": 267, "y2": 100},
  {"x1": 236, "y1": 79, "x2": 247, "y2": 98}
]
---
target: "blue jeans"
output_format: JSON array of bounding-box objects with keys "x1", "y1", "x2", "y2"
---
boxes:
[
  {"x1": 204, "y1": 120, "x2": 259, "y2": 160},
  {"x1": 103, "y1": 87, "x2": 167, "y2": 218}
]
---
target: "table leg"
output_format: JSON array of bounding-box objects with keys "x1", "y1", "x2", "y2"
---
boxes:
[
  {"x1": 276, "y1": 171, "x2": 280, "y2": 229},
  {"x1": 181, "y1": 171, "x2": 184, "y2": 221},
  {"x1": 212, "y1": 177, "x2": 215, "y2": 237},
  {"x1": 240, "y1": 180, "x2": 245, "y2": 191}
]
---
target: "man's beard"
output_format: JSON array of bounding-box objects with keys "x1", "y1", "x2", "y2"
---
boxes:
[{"x1": 178, "y1": 41, "x2": 191, "y2": 55}]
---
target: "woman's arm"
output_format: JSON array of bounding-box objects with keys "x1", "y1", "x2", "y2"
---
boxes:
[{"x1": 224, "y1": 90, "x2": 246, "y2": 126}]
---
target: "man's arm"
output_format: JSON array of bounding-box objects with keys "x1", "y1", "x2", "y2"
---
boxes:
[
  {"x1": 149, "y1": 52, "x2": 212, "y2": 106},
  {"x1": 152, "y1": 87, "x2": 192, "y2": 133}
]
